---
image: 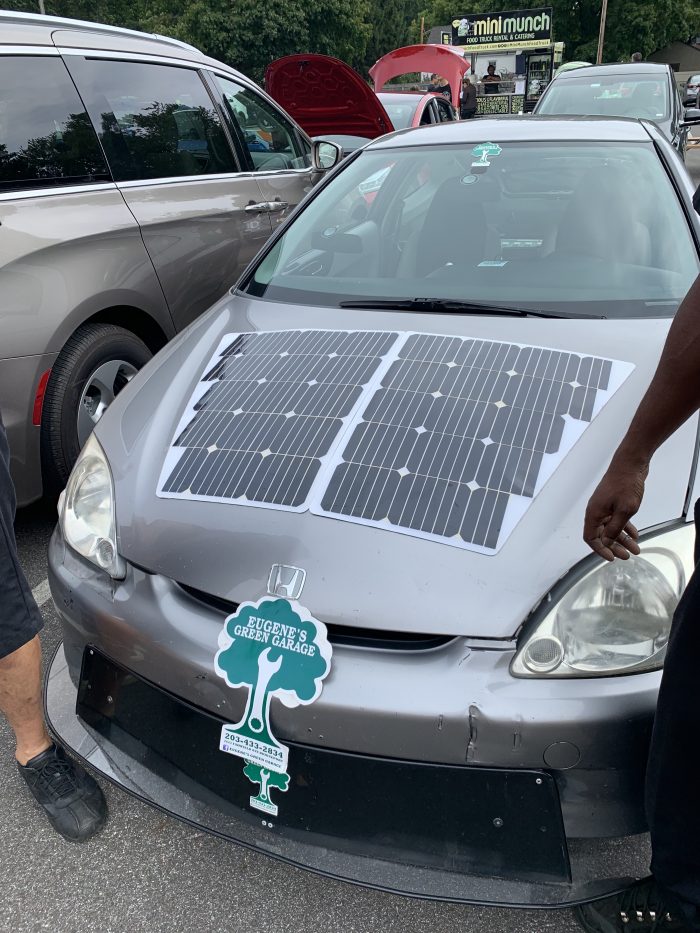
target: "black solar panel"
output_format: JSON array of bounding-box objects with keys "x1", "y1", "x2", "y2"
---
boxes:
[
  {"x1": 318, "y1": 334, "x2": 614, "y2": 551},
  {"x1": 159, "y1": 330, "x2": 397, "y2": 508}
]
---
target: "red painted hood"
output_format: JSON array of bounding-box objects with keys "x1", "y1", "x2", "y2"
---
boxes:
[{"x1": 265, "y1": 53, "x2": 394, "y2": 139}]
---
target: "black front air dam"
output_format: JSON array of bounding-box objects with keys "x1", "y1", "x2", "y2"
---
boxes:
[{"x1": 46, "y1": 643, "x2": 648, "y2": 907}]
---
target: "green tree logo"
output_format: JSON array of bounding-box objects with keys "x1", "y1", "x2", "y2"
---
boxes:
[
  {"x1": 472, "y1": 142, "x2": 503, "y2": 166},
  {"x1": 243, "y1": 762, "x2": 290, "y2": 817},
  {"x1": 215, "y1": 598, "x2": 332, "y2": 774}
]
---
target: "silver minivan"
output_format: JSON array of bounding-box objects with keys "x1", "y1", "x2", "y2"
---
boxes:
[{"x1": 0, "y1": 11, "x2": 333, "y2": 504}]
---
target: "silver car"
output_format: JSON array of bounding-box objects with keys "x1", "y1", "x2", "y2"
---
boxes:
[
  {"x1": 534, "y1": 62, "x2": 700, "y2": 159},
  {"x1": 48, "y1": 116, "x2": 700, "y2": 906},
  {"x1": 0, "y1": 11, "x2": 330, "y2": 504}
]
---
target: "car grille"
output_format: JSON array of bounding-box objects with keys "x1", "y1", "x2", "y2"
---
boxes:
[{"x1": 176, "y1": 582, "x2": 453, "y2": 651}]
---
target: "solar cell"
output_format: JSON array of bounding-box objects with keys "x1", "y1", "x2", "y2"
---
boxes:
[
  {"x1": 317, "y1": 334, "x2": 620, "y2": 552},
  {"x1": 158, "y1": 330, "x2": 397, "y2": 509},
  {"x1": 158, "y1": 328, "x2": 631, "y2": 553}
]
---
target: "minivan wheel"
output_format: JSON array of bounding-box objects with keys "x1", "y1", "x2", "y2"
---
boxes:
[{"x1": 41, "y1": 323, "x2": 152, "y2": 493}]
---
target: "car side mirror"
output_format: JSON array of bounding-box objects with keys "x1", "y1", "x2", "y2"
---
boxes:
[
  {"x1": 312, "y1": 139, "x2": 343, "y2": 171},
  {"x1": 682, "y1": 107, "x2": 700, "y2": 127}
]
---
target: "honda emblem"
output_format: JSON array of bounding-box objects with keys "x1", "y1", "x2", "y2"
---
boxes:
[{"x1": 267, "y1": 564, "x2": 306, "y2": 600}]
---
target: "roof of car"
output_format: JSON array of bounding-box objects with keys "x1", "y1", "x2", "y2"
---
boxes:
[
  {"x1": 378, "y1": 92, "x2": 427, "y2": 101},
  {"x1": 0, "y1": 10, "x2": 207, "y2": 61},
  {"x1": 554, "y1": 62, "x2": 671, "y2": 79},
  {"x1": 367, "y1": 114, "x2": 654, "y2": 149}
]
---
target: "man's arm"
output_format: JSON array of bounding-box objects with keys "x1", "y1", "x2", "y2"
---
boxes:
[{"x1": 584, "y1": 274, "x2": 700, "y2": 561}]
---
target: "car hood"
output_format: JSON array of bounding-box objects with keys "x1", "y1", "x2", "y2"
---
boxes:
[
  {"x1": 265, "y1": 53, "x2": 394, "y2": 140},
  {"x1": 101, "y1": 296, "x2": 697, "y2": 639}
]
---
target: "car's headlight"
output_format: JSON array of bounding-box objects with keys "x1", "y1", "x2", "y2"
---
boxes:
[
  {"x1": 59, "y1": 434, "x2": 125, "y2": 579},
  {"x1": 511, "y1": 524, "x2": 693, "y2": 678}
]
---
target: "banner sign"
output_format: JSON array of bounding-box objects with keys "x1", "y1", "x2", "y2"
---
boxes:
[
  {"x1": 477, "y1": 93, "x2": 525, "y2": 115},
  {"x1": 452, "y1": 8, "x2": 552, "y2": 51}
]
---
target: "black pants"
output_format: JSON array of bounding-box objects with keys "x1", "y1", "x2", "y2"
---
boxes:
[
  {"x1": 647, "y1": 499, "x2": 700, "y2": 907},
  {"x1": 0, "y1": 415, "x2": 43, "y2": 660}
]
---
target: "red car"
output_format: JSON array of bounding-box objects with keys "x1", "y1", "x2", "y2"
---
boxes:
[{"x1": 266, "y1": 54, "x2": 457, "y2": 155}]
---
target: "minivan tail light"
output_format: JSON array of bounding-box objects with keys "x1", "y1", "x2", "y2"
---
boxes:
[{"x1": 32, "y1": 369, "x2": 51, "y2": 425}]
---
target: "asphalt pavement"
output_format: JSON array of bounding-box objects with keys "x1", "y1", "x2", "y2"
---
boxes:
[{"x1": 2, "y1": 150, "x2": 699, "y2": 933}]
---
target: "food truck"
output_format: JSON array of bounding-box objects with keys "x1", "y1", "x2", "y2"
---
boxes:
[{"x1": 451, "y1": 7, "x2": 563, "y2": 113}]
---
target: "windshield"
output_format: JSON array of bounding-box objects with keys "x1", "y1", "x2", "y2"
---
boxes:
[
  {"x1": 537, "y1": 74, "x2": 670, "y2": 121},
  {"x1": 381, "y1": 100, "x2": 419, "y2": 129},
  {"x1": 246, "y1": 141, "x2": 698, "y2": 317}
]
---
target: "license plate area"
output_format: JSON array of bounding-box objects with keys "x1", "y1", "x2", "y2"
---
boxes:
[{"x1": 77, "y1": 647, "x2": 570, "y2": 883}]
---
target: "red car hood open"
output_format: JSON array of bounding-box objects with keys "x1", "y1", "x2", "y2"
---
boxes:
[{"x1": 265, "y1": 53, "x2": 394, "y2": 139}]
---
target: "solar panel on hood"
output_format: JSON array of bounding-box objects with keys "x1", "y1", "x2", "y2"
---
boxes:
[
  {"x1": 159, "y1": 330, "x2": 397, "y2": 509},
  {"x1": 317, "y1": 334, "x2": 615, "y2": 551}
]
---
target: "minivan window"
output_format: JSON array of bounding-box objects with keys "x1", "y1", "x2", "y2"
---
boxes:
[
  {"x1": 0, "y1": 56, "x2": 110, "y2": 192},
  {"x1": 214, "y1": 76, "x2": 311, "y2": 172},
  {"x1": 68, "y1": 58, "x2": 237, "y2": 182}
]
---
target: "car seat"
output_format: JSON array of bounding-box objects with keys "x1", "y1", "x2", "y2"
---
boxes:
[
  {"x1": 555, "y1": 165, "x2": 651, "y2": 267},
  {"x1": 413, "y1": 175, "x2": 499, "y2": 277}
]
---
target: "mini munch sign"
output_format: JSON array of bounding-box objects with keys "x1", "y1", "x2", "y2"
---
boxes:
[
  {"x1": 215, "y1": 598, "x2": 332, "y2": 776},
  {"x1": 452, "y1": 7, "x2": 552, "y2": 52}
]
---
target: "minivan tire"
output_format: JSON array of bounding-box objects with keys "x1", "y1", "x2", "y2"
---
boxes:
[{"x1": 41, "y1": 323, "x2": 152, "y2": 494}]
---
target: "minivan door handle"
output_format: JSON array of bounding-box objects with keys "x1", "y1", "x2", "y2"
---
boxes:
[{"x1": 245, "y1": 201, "x2": 289, "y2": 214}]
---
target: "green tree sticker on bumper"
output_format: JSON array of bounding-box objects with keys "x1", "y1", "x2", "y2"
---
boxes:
[
  {"x1": 243, "y1": 763, "x2": 290, "y2": 817},
  {"x1": 215, "y1": 598, "x2": 332, "y2": 777}
]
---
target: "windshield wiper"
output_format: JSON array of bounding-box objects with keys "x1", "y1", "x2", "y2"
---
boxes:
[{"x1": 337, "y1": 298, "x2": 572, "y2": 319}]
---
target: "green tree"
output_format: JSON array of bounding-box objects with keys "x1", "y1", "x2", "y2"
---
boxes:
[
  {"x1": 243, "y1": 762, "x2": 290, "y2": 808},
  {"x1": 7, "y1": 0, "x2": 373, "y2": 83},
  {"x1": 364, "y1": 0, "x2": 424, "y2": 72},
  {"x1": 413, "y1": 0, "x2": 700, "y2": 64},
  {"x1": 216, "y1": 599, "x2": 331, "y2": 747}
]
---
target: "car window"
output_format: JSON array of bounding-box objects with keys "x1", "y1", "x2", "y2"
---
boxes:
[
  {"x1": 381, "y1": 101, "x2": 418, "y2": 129},
  {"x1": 0, "y1": 56, "x2": 111, "y2": 192},
  {"x1": 214, "y1": 76, "x2": 311, "y2": 172},
  {"x1": 419, "y1": 102, "x2": 435, "y2": 126},
  {"x1": 538, "y1": 74, "x2": 670, "y2": 121},
  {"x1": 66, "y1": 58, "x2": 237, "y2": 182},
  {"x1": 247, "y1": 142, "x2": 698, "y2": 317},
  {"x1": 436, "y1": 99, "x2": 454, "y2": 122}
]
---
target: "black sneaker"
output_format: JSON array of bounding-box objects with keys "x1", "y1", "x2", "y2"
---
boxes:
[
  {"x1": 18, "y1": 744, "x2": 107, "y2": 842},
  {"x1": 575, "y1": 878, "x2": 697, "y2": 932}
]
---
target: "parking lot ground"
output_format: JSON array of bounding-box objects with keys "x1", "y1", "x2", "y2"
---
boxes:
[{"x1": 0, "y1": 501, "x2": 647, "y2": 933}]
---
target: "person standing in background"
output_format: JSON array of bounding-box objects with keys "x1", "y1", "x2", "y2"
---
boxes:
[
  {"x1": 482, "y1": 63, "x2": 501, "y2": 94},
  {"x1": 460, "y1": 76, "x2": 477, "y2": 118},
  {"x1": 435, "y1": 75, "x2": 452, "y2": 102}
]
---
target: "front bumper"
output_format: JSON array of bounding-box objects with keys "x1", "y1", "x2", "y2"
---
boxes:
[
  {"x1": 48, "y1": 532, "x2": 654, "y2": 904},
  {"x1": 47, "y1": 643, "x2": 649, "y2": 907}
]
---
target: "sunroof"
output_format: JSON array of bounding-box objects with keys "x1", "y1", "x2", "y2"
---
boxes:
[{"x1": 158, "y1": 329, "x2": 632, "y2": 552}]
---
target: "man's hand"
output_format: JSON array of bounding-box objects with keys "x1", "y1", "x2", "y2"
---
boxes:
[{"x1": 583, "y1": 461, "x2": 648, "y2": 561}]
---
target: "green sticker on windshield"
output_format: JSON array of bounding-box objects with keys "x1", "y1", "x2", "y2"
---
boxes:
[
  {"x1": 215, "y1": 598, "x2": 332, "y2": 813},
  {"x1": 472, "y1": 142, "x2": 502, "y2": 166}
]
